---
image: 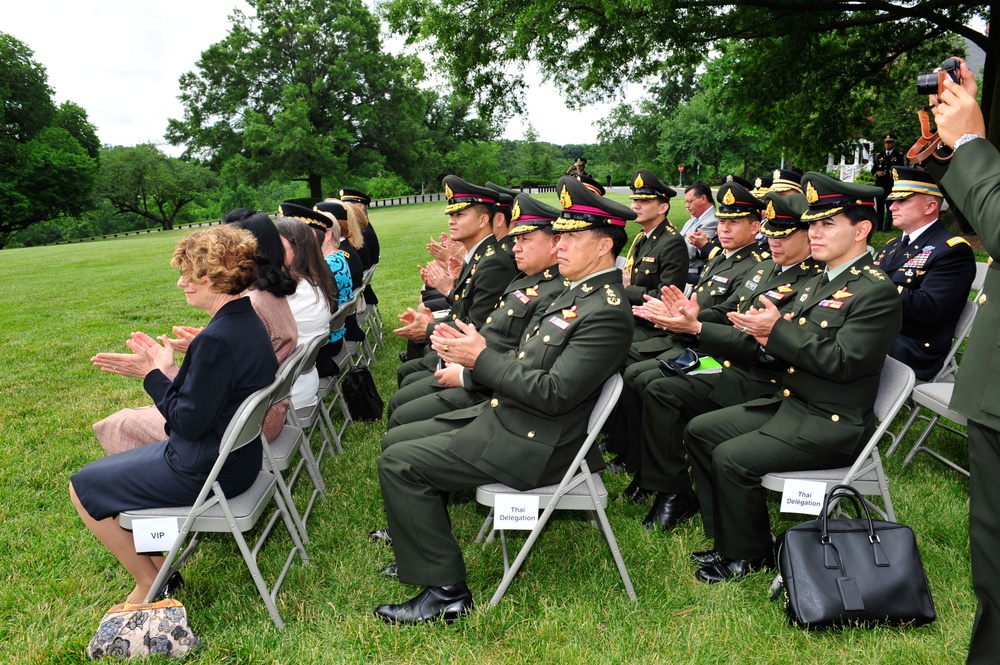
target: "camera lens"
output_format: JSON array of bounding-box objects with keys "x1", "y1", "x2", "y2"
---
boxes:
[{"x1": 916, "y1": 72, "x2": 939, "y2": 95}]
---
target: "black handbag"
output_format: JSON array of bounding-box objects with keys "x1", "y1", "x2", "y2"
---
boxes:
[
  {"x1": 775, "y1": 484, "x2": 936, "y2": 629},
  {"x1": 342, "y1": 366, "x2": 384, "y2": 421}
]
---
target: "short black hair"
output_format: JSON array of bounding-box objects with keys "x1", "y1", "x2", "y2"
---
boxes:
[
  {"x1": 591, "y1": 225, "x2": 628, "y2": 257},
  {"x1": 685, "y1": 182, "x2": 714, "y2": 204},
  {"x1": 842, "y1": 205, "x2": 877, "y2": 226}
]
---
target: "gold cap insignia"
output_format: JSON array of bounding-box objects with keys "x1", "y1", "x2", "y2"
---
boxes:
[
  {"x1": 723, "y1": 188, "x2": 736, "y2": 205},
  {"x1": 726, "y1": 175, "x2": 734, "y2": 182},
  {"x1": 338, "y1": 189, "x2": 345, "y2": 198},
  {"x1": 559, "y1": 185, "x2": 572, "y2": 209},
  {"x1": 806, "y1": 182, "x2": 819, "y2": 203},
  {"x1": 773, "y1": 169, "x2": 781, "y2": 180},
  {"x1": 766, "y1": 200, "x2": 776, "y2": 220},
  {"x1": 634, "y1": 173, "x2": 645, "y2": 189},
  {"x1": 892, "y1": 168, "x2": 899, "y2": 182},
  {"x1": 511, "y1": 199, "x2": 521, "y2": 221},
  {"x1": 755, "y1": 178, "x2": 763, "y2": 188},
  {"x1": 444, "y1": 183, "x2": 454, "y2": 199}
]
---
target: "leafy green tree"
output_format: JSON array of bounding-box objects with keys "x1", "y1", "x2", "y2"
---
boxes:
[
  {"x1": 97, "y1": 145, "x2": 218, "y2": 231},
  {"x1": 0, "y1": 32, "x2": 99, "y2": 246},
  {"x1": 167, "y1": 0, "x2": 435, "y2": 199},
  {"x1": 381, "y1": 0, "x2": 994, "y2": 140}
]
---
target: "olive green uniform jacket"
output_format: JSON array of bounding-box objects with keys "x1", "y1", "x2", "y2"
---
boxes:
[
  {"x1": 628, "y1": 242, "x2": 767, "y2": 361},
  {"x1": 928, "y1": 138, "x2": 1000, "y2": 664}
]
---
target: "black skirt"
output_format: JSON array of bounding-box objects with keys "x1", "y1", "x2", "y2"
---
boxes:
[{"x1": 71, "y1": 439, "x2": 262, "y2": 521}]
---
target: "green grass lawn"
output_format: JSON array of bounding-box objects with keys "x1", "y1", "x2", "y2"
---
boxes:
[{"x1": 0, "y1": 194, "x2": 976, "y2": 663}]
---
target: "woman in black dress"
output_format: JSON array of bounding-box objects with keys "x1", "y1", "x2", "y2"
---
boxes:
[{"x1": 71, "y1": 226, "x2": 278, "y2": 604}]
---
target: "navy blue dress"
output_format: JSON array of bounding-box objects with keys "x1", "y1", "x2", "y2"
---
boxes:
[{"x1": 73, "y1": 298, "x2": 278, "y2": 520}]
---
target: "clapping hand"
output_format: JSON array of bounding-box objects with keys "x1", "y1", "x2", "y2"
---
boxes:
[
  {"x1": 394, "y1": 305, "x2": 433, "y2": 340},
  {"x1": 430, "y1": 320, "x2": 486, "y2": 370},
  {"x1": 92, "y1": 332, "x2": 177, "y2": 378},
  {"x1": 727, "y1": 296, "x2": 789, "y2": 346}
]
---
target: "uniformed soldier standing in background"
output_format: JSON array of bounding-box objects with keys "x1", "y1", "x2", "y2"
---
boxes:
[{"x1": 873, "y1": 134, "x2": 905, "y2": 231}]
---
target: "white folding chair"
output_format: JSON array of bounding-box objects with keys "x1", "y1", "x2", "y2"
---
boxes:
[
  {"x1": 340, "y1": 290, "x2": 370, "y2": 368},
  {"x1": 761, "y1": 357, "x2": 916, "y2": 522},
  {"x1": 119, "y1": 382, "x2": 307, "y2": 630},
  {"x1": 886, "y1": 278, "x2": 986, "y2": 471},
  {"x1": 317, "y1": 303, "x2": 355, "y2": 457},
  {"x1": 261, "y1": 345, "x2": 325, "y2": 547},
  {"x1": 288, "y1": 334, "x2": 335, "y2": 466},
  {"x1": 357, "y1": 264, "x2": 382, "y2": 350},
  {"x1": 473, "y1": 374, "x2": 637, "y2": 606},
  {"x1": 973, "y1": 260, "x2": 989, "y2": 293}
]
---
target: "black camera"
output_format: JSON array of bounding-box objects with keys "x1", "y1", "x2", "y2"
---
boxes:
[{"x1": 916, "y1": 57, "x2": 963, "y2": 95}]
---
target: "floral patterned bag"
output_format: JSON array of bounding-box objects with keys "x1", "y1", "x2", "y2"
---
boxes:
[{"x1": 88, "y1": 598, "x2": 200, "y2": 659}]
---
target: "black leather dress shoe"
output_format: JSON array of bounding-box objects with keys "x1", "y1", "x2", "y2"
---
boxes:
[
  {"x1": 642, "y1": 492, "x2": 699, "y2": 531},
  {"x1": 381, "y1": 564, "x2": 398, "y2": 577},
  {"x1": 695, "y1": 556, "x2": 774, "y2": 583},
  {"x1": 374, "y1": 583, "x2": 474, "y2": 625},
  {"x1": 399, "y1": 352, "x2": 408, "y2": 363},
  {"x1": 690, "y1": 549, "x2": 722, "y2": 566},
  {"x1": 154, "y1": 572, "x2": 184, "y2": 601},
  {"x1": 618, "y1": 478, "x2": 654, "y2": 504},
  {"x1": 368, "y1": 528, "x2": 392, "y2": 546}
]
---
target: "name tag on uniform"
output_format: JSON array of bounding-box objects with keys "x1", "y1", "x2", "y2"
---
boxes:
[
  {"x1": 132, "y1": 517, "x2": 180, "y2": 552},
  {"x1": 494, "y1": 494, "x2": 539, "y2": 531}
]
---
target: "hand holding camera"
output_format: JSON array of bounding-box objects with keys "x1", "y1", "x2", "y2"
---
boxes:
[
  {"x1": 907, "y1": 57, "x2": 983, "y2": 162},
  {"x1": 927, "y1": 59, "x2": 984, "y2": 149}
]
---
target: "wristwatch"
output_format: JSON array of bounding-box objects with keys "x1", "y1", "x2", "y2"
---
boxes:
[{"x1": 953, "y1": 133, "x2": 985, "y2": 151}]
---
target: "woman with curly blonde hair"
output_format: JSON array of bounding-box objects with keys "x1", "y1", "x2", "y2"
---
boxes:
[{"x1": 72, "y1": 226, "x2": 278, "y2": 604}]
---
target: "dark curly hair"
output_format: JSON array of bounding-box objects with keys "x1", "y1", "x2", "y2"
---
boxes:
[{"x1": 223, "y1": 209, "x2": 297, "y2": 297}]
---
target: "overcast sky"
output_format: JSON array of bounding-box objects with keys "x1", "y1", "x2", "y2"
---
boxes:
[{"x1": 3, "y1": 1, "x2": 625, "y2": 156}]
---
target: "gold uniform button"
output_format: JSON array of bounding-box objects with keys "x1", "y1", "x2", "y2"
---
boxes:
[
  {"x1": 452, "y1": 314, "x2": 458, "y2": 320},
  {"x1": 924, "y1": 342, "x2": 930, "y2": 348},
  {"x1": 486, "y1": 317, "x2": 493, "y2": 324},
  {"x1": 831, "y1": 414, "x2": 840, "y2": 422},
  {"x1": 697, "y1": 287, "x2": 704, "y2": 293},
  {"x1": 518, "y1": 351, "x2": 525, "y2": 359},
  {"x1": 454, "y1": 294, "x2": 461, "y2": 301},
  {"x1": 644, "y1": 269, "x2": 650, "y2": 275},
  {"x1": 543, "y1": 335, "x2": 551, "y2": 343},
  {"x1": 507, "y1": 309, "x2": 514, "y2": 316},
  {"x1": 798, "y1": 317, "x2": 807, "y2": 326},
  {"x1": 978, "y1": 293, "x2": 988, "y2": 306},
  {"x1": 499, "y1": 301, "x2": 505, "y2": 308},
  {"x1": 723, "y1": 360, "x2": 731, "y2": 368},
  {"x1": 787, "y1": 367, "x2": 795, "y2": 374},
  {"x1": 820, "y1": 321, "x2": 828, "y2": 328},
  {"x1": 770, "y1": 379, "x2": 777, "y2": 384},
  {"x1": 527, "y1": 431, "x2": 535, "y2": 438},
  {"x1": 490, "y1": 398, "x2": 499, "y2": 408},
  {"x1": 710, "y1": 290, "x2": 716, "y2": 296},
  {"x1": 782, "y1": 389, "x2": 791, "y2": 397}
]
